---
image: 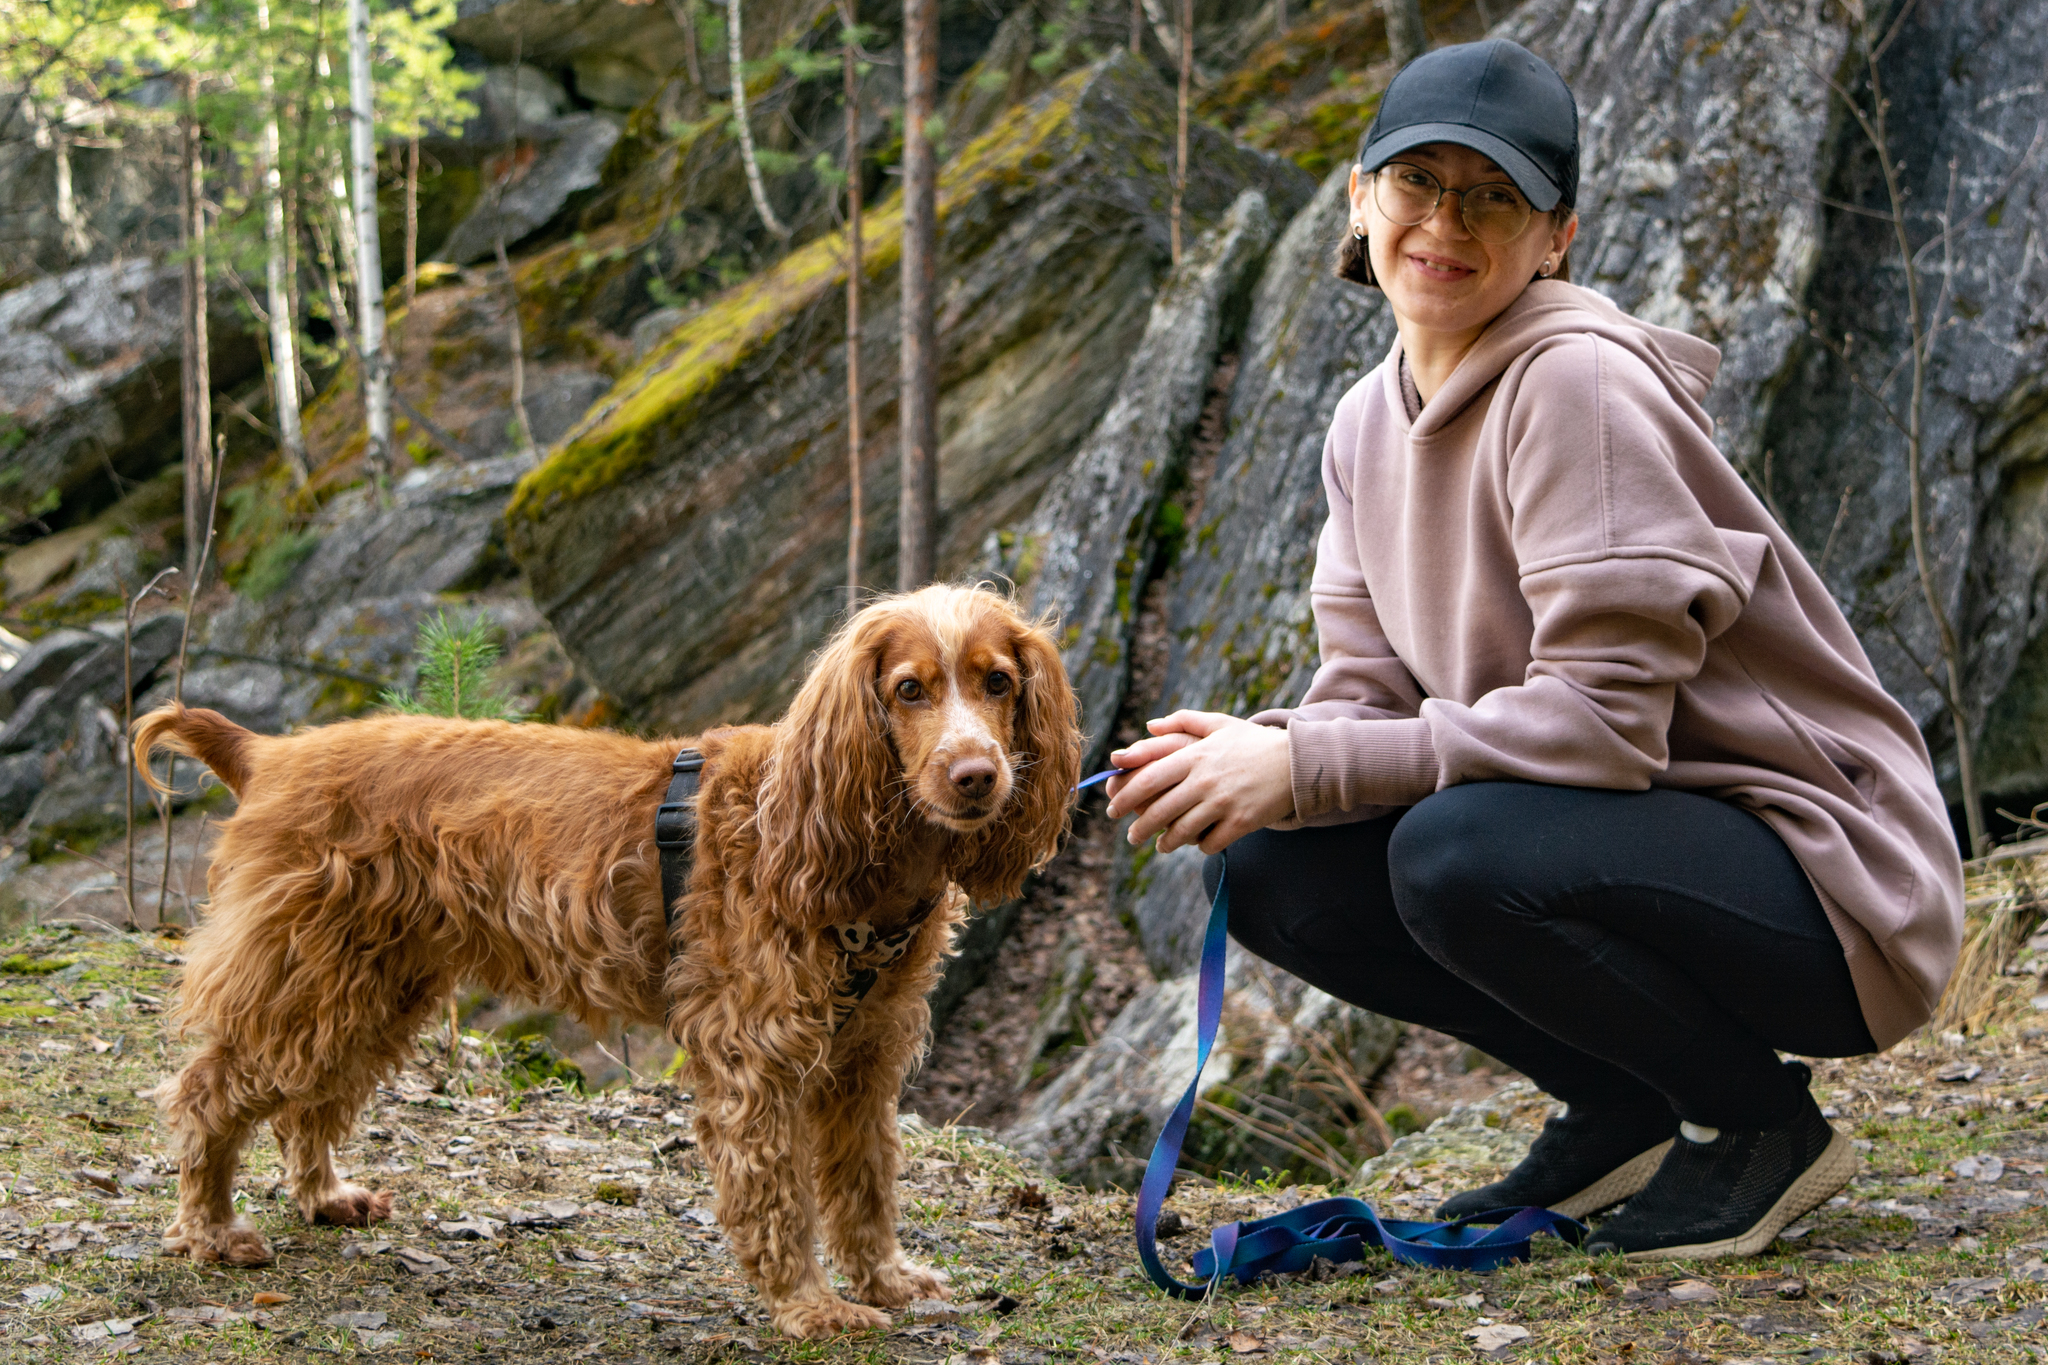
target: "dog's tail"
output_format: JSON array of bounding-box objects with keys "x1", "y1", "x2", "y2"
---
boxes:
[{"x1": 132, "y1": 703, "x2": 255, "y2": 798}]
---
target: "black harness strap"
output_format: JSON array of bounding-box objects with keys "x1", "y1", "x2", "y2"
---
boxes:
[
  {"x1": 652, "y1": 746, "x2": 932, "y2": 1033},
  {"x1": 655, "y1": 748, "x2": 705, "y2": 945}
]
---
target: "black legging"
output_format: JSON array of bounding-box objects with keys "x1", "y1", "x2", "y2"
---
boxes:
[{"x1": 1208, "y1": 782, "x2": 1875, "y2": 1129}]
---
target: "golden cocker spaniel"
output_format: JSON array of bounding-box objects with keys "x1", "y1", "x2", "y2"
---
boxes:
[{"x1": 132, "y1": 584, "x2": 1082, "y2": 1338}]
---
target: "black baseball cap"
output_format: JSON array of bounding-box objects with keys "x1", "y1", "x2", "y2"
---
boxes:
[{"x1": 1356, "y1": 38, "x2": 1579, "y2": 213}]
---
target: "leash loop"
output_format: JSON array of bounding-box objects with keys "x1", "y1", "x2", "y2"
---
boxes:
[{"x1": 1130, "y1": 848, "x2": 1584, "y2": 1296}]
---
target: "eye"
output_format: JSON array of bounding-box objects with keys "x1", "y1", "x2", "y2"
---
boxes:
[
  {"x1": 1471, "y1": 185, "x2": 1526, "y2": 211},
  {"x1": 895, "y1": 678, "x2": 924, "y2": 703},
  {"x1": 986, "y1": 671, "x2": 1012, "y2": 697}
]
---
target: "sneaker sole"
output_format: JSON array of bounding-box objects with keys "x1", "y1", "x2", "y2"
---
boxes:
[
  {"x1": 1553, "y1": 1140, "x2": 1673, "y2": 1220},
  {"x1": 1613, "y1": 1128, "x2": 1860, "y2": 1262}
]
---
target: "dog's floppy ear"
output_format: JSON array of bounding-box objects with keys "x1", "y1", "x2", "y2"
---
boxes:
[
  {"x1": 953, "y1": 609, "x2": 1083, "y2": 905},
  {"x1": 754, "y1": 606, "x2": 899, "y2": 928}
]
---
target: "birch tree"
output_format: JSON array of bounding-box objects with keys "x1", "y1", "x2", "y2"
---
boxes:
[
  {"x1": 347, "y1": 0, "x2": 392, "y2": 481},
  {"x1": 728, "y1": 0, "x2": 790, "y2": 238},
  {"x1": 255, "y1": 0, "x2": 309, "y2": 483}
]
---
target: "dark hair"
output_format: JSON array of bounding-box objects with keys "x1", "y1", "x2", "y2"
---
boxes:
[{"x1": 1333, "y1": 209, "x2": 1575, "y2": 289}]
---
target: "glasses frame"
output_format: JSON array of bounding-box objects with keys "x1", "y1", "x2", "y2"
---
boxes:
[{"x1": 1370, "y1": 161, "x2": 1536, "y2": 245}]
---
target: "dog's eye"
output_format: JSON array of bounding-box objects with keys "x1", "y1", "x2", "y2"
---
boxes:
[
  {"x1": 896, "y1": 679, "x2": 924, "y2": 703},
  {"x1": 986, "y1": 672, "x2": 1012, "y2": 697}
]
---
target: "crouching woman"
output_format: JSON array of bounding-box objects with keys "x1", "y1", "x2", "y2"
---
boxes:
[{"x1": 1104, "y1": 38, "x2": 1963, "y2": 1259}]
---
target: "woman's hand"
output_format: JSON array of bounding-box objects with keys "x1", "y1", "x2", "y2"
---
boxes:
[{"x1": 1102, "y1": 711, "x2": 1294, "y2": 855}]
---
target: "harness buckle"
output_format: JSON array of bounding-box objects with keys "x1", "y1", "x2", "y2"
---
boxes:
[{"x1": 654, "y1": 802, "x2": 695, "y2": 849}]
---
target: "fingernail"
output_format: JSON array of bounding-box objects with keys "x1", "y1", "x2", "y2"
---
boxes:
[{"x1": 1105, "y1": 804, "x2": 1118, "y2": 819}]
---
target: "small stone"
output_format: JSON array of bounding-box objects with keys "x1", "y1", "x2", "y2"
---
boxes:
[
  {"x1": 1154, "y1": 1207, "x2": 1186, "y2": 1237},
  {"x1": 325, "y1": 1310, "x2": 391, "y2": 1330},
  {"x1": 22, "y1": 1283, "x2": 60, "y2": 1304},
  {"x1": 1776, "y1": 1279, "x2": 1807, "y2": 1299},
  {"x1": 392, "y1": 1245, "x2": 452, "y2": 1275},
  {"x1": 903, "y1": 1298, "x2": 962, "y2": 1325},
  {"x1": 341, "y1": 1240, "x2": 393, "y2": 1259},
  {"x1": 1667, "y1": 1279, "x2": 1718, "y2": 1302}
]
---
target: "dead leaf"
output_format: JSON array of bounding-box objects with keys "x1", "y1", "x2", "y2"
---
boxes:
[
  {"x1": 1225, "y1": 1330, "x2": 1265, "y2": 1354},
  {"x1": 251, "y1": 1292, "x2": 289, "y2": 1306},
  {"x1": 1667, "y1": 1279, "x2": 1719, "y2": 1303},
  {"x1": 1465, "y1": 1323, "x2": 1532, "y2": 1352}
]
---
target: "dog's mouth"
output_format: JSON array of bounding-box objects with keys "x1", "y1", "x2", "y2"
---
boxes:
[{"x1": 919, "y1": 773, "x2": 1013, "y2": 832}]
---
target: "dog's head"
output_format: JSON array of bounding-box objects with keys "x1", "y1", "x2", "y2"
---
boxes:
[{"x1": 756, "y1": 584, "x2": 1082, "y2": 923}]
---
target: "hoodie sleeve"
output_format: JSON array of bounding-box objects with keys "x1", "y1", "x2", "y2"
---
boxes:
[
  {"x1": 1249, "y1": 396, "x2": 1435, "y2": 824},
  {"x1": 1418, "y1": 334, "x2": 1753, "y2": 792}
]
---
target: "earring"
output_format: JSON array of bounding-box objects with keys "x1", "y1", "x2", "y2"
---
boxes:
[
  {"x1": 1539, "y1": 260, "x2": 1554, "y2": 278},
  {"x1": 1352, "y1": 224, "x2": 1367, "y2": 240}
]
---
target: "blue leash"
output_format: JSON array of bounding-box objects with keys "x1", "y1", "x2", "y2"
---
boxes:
[{"x1": 1125, "y1": 844, "x2": 1585, "y2": 1298}]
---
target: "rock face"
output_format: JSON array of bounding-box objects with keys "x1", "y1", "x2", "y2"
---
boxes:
[
  {"x1": 507, "y1": 53, "x2": 1312, "y2": 733},
  {"x1": 436, "y1": 115, "x2": 622, "y2": 265},
  {"x1": 1006, "y1": 941, "x2": 1401, "y2": 1188},
  {"x1": 0, "y1": 261, "x2": 258, "y2": 531},
  {"x1": 1000, "y1": 190, "x2": 1277, "y2": 768}
]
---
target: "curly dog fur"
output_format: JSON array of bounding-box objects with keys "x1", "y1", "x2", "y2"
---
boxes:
[{"x1": 133, "y1": 585, "x2": 1081, "y2": 1338}]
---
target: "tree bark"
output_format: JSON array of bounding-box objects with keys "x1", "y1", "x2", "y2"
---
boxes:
[
  {"x1": 727, "y1": 0, "x2": 791, "y2": 238},
  {"x1": 178, "y1": 76, "x2": 212, "y2": 585},
  {"x1": 400, "y1": 136, "x2": 418, "y2": 353},
  {"x1": 257, "y1": 0, "x2": 309, "y2": 484},
  {"x1": 1381, "y1": 0, "x2": 1427, "y2": 68},
  {"x1": 843, "y1": 0, "x2": 864, "y2": 612},
  {"x1": 347, "y1": 0, "x2": 392, "y2": 480},
  {"x1": 1171, "y1": 0, "x2": 1190, "y2": 265},
  {"x1": 898, "y1": 0, "x2": 938, "y2": 589}
]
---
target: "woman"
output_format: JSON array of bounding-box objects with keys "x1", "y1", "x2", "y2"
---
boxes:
[{"x1": 1104, "y1": 38, "x2": 1963, "y2": 1260}]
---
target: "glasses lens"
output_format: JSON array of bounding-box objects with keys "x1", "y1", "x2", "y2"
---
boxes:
[
  {"x1": 1374, "y1": 164, "x2": 1440, "y2": 226},
  {"x1": 1463, "y1": 184, "x2": 1533, "y2": 244}
]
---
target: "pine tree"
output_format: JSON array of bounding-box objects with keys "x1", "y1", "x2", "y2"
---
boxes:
[{"x1": 381, "y1": 611, "x2": 525, "y2": 721}]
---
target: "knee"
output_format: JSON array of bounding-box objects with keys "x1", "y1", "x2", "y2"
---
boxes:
[
  {"x1": 1213, "y1": 830, "x2": 1300, "y2": 969},
  {"x1": 1387, "y1": 784, "x2": 1522, "y2": 949}
]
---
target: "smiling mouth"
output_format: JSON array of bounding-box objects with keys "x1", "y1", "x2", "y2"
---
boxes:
[{"x1": 1409, "y1": 254, "x2": 1476, "y2": 278}]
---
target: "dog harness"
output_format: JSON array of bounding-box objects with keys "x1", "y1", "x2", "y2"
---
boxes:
[{"x1": 653, "y1": 747, "x2": 937, "y2": 1033}]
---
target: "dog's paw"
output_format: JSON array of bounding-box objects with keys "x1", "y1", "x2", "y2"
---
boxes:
[
  {"x1": 162, "y1": 1215, "x2": 275, "y2": 1267},
  {"x1": 849, "y1": 1258, "x2": 949, "y2": 1309},
  {"x1": 770, "y1": 1294, "x2": 892, "y2": 1339},
  {"x1": 311, "y1": 1184, "x2": 394, "y2": 1227}
]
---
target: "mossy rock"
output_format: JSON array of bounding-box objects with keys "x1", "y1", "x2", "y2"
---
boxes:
[
  {"x1": 505, "y1": 52, "x2": 1311, "y2": 733},
  {"x1": 0, "y1": 954, "x2": 75, "y2": 976}
]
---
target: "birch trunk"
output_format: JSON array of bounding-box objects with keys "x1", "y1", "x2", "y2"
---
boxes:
[
  {"x1": 347, "y1": 0, "x2": 392, "y2": 479},
  {"x1": 257, "y1": 0, "x2": 310, "y2": 484},
  {"x1": 727, "y1": 0, "x2": 791, "y2": 238},
  {"x1": 178, "y1": 77, "x2": 213, "y2": 585},
  {"x1": 898, "y1": 0, "x2": 938, "y2": 589}
]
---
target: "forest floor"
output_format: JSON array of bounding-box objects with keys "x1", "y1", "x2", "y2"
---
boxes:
[{"x1": 2, "y1": 846, "x2": 2048, "y2": 1364}]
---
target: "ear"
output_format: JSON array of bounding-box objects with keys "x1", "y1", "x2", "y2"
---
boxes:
[
  {"x1": 754, "y1": 608, "x2": 899, "y2": 929},
  {"x1": 953, "y1": 610, "x2": 1083, "y2": 904}
]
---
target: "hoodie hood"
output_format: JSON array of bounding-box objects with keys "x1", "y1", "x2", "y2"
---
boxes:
[{"x1": 1392, "y1": 280, "x2": 1722, "y2": 441}]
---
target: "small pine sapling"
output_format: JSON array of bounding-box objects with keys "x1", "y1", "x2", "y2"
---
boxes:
[{"x1": 382, "y1": 611, "x2": 525, "y2": 720}]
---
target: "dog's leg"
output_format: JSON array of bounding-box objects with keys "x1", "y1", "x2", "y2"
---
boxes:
[
  {"x1": 693, "y1": 1057, "x2": 890, "y2": 1338},
  {"x1": 158, "y1": 1045, "x2": 278, "y2": 1267},
  {"x1": 273, "y1": 1094, "x2": 395, "y2": 1228},
  {"x1": 809, "y1": 1033, "x2": 948, "y2": 1308}
]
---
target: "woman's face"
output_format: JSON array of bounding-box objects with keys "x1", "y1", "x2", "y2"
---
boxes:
[{"x1": 1348, "y1": 142, "x2": 1576, "y2": 340}]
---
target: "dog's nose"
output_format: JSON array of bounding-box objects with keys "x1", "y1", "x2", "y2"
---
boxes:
[{"x1": 949, "y1": 758, "x2": 998, "y2": 801}]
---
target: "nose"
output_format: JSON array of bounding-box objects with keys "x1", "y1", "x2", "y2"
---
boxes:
[{"x1": 949, "y1": 757, "x2": 997, "y2": 802}]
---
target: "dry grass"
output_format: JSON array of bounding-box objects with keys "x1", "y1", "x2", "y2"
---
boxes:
[{"x1": 2, "y1": 854, "x2": 2048, "y2": 1362}]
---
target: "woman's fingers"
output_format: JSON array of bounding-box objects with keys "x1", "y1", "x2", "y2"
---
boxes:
[
  {"x1": 1145, "y1": 710, "x2": 1239, "y2": 739},
  {"x1": 1124, "y1": 771, "x2": 1209, "y2": 848},
  {"x1": 1105, "y1": 744, "x2": 1195, "y2": 820},
  {"x1": 1107, "y1": 730, "x2": 1195, "y2": 777}
]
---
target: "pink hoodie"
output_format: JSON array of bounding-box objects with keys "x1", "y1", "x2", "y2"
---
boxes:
[{"x1": 1253, "y1": 280, "x2": 1963, "y2": 1049}]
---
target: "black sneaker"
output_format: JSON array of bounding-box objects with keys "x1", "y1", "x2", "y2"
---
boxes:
[
  {"x1": 1583, "y1": 1068, "x2": 1857, "y2": 1260},
  {"x1": 1436, "y1": 1103, "x2": 1676, "y2": 1222}
]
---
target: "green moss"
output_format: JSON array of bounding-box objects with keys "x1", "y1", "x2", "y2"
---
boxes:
[
  {"x1": 508, "y1": 71, "x2": 1101, "y2": 525},
  {"x1": 0, "y1": 954, "x2": 75, "y2": 976},
  {"x1": 592, "y1": 1180, "x2": 640, "y2": 1206},
  {"x1": 497, "y1": 1034, "x2": 586, "y2": 1093}
]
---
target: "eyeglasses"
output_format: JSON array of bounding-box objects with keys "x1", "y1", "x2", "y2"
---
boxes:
[{"x1": 1372, "y1": 162, "x2": 1535, "y2": 245}]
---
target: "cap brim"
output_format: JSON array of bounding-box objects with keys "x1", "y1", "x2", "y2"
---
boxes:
[{"x1": 1358, "y1": 122, "x2": 1564, "y2": 213}]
